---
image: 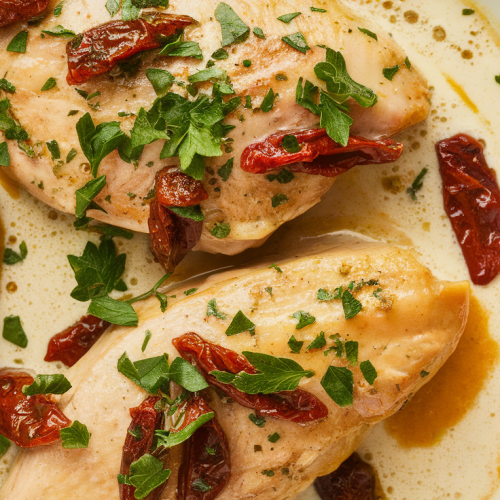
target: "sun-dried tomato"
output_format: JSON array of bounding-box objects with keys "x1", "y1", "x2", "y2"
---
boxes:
[
  {"x1": 155, "y1": 169, "x2": 208, "y2": 208},
  {"x1": 241, "y1": 128, "x2": 404, "y2": 177},
  {"x1": 172, "y1": 333, "x2": 328, "y2": 423},
  {"x1": 44, "y1": 315, "x2": 110, "y2": 367},
  {"x1": 66, "y1": 14, "x2": 194, "y2": 85},
  {"x1": 148, "y1": 199, "x2": 203, "y2": 273},
  {"x1": 178, "y1": 396, "x2": 231, "y2": 500},
  {"x1": 0, "y1": 368, "x2": 71, "y2": 448},
  {"x1": 0, "y1": 0, "x2": 48, "y2": 28},
  {"x1": 436, "y1": 134, "x2": 500, "y2": 286},
  {"x1": 314, "y1": 453, "x2": 376, "y2": 500},
  {"x1": 120, "y1": 396, "x2": 164, "y2": 500}
]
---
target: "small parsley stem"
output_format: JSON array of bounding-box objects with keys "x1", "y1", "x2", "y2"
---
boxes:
[{"x1": 126, "y1": 273, "x2": 172, "y2": 304}]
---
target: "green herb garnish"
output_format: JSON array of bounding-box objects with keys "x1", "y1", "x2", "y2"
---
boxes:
[
  {"x1": 2, "y1": 316, "x2": 28, "y2": 348},
  {"x1": 7, "y1": 31, "x2": 28, "y2": 53},
  {"x1": 249, "y1": 413, "x2": 266, "y2": 427},
  {"x1": 307, "y1": 331, "x2": 326, "y2": 350},
  {"x1": 282, "y1": 32, "x2": 310, "y2": 53},
  {"x1": 383, "y1": 65, "x2": 400, "y2": 81},
  {"x1": 225, "y1": 310, "x2": 255, "y2": 336},
  {"x1": 358, "y1": 27, "x2": 378, "y2": 41},
  {"x1": 215, "y1": 2, "x2": 250, "y2": 46},
  {"x1": 210, "y1": 222, "x2": 231, "y2": 239},
  {"x1": 277, "y1": 12, "x2": 301, "y2": 23},
  {"x1": 0, "y1": 142, "x2": 9, "y2": 166},
  {"x1": 292, "y1": 310, "x2": 316, "y2": 329},
  {"x1": 207, "y1": 298, "x2": 227, "y2": 320},
  {"x1": 127, "y1": 454, "x2": 171, "y2": 500},
  {"x1": 407, "y1": 167, "x2": 428, "y2": 201},
  {"x1": 3, "y1": 240, "x2": 27, "y2": 265},
  {"x1": 288, "y1": 335, "x2": 304, "y2": 354},
  {"x1": 360, "y1": 360, "x2": 377, "y2": 384},
  {"x1": 266, "y1": 169, "x2": 294, "y2": 184},
  {"x1": 321, "y1": 365, "x2": 353, "y2": 406},
  {"x1": 41, "y1": 25, "x2": 76, "y2": 38},
  {"x1": 60, "y1": 421, "x2": 91, "y2": 449},
  {"x1": 22, "y1": 374, "x2": 71, "y2": 395}
]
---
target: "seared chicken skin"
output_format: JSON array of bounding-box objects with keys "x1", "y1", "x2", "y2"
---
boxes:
[
  {"x1": 0, "y1": 0, "x2": 429, "y2": 257},
  {"x1": 0, "y1": 239, "x2": 468, "y2": 500}
]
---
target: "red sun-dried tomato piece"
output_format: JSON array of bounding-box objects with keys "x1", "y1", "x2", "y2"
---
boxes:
[
  {"x1": 436, "y1": 134, "x2": 500, "y2": 285},
  {"x1": 0, "y1": 368, "x2": 71, "y2": 448},
  {"x1": 120, "y1": 396, "x2": 164, "y2": 500},
  {"x1": 44, "y1": 315, "x2": 110, "y2": 367},
  {"x1": 66, "y1": 14, "x2": 195, "y2": 85},
  {"x1": 240, "y1": 128, "x2": 403, "y2": 177},
  {"x1": 172, "y1": 333, "x2": 328, "y2": 423},
  {"x1": 156, "y1": 169, "x2": 208, "y2": 208},
  {"x1": 148, "y1": 198, "x2": 203, "y2": 273},
  {"x1": 314, "y1": 453, "x2": 376, "y2": 500},
  {"x1": 178, "y1": 397, "x2": 231, "y2": 500},
  {"x1": 0, "y1": 0, "x2": 48, "y2": 28}
]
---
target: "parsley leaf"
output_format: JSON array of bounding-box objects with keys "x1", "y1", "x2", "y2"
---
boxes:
[
  {"x1": 142, "y1": 330, "x2": 152, "y2": 352},
  {"x1": 462, "y1": 8, "x2": 475, "y2": 15},
  {"x1": 22, "y1": 374, "x2": 71, "y2": 395},
  {"x1": 345, "y1": 340, "x2": 359, "y2": 364},
  {"x1": 210, "y1": 222, "x2": 231, "y2": 239},
  {"x1": 121, "y1": 0, "x2": 141, "y2": 21},
  {"x1": 307, "y1": 331, "x2": 326, "y2": 350},
  {"x1": 3, "y1": 240, "x2": 27, "y2": 265},
  {"x1": 383, "y1": 65, "x2": 400, "y2": 81},
  {"x1": 7, "y1": 31, "x2": 28, "y2": 53},
  {"x1": 404, "y1": 56, "x2": 412, "y2": 70},
  {"x1": 146, "y1": 68, "x2": 174, "y2": 96},
  {"x1": 128, "y1": 454, "x2": 171, "y2": 500},
  {"x1": 106, "y1": 0, "x2": 119, "y2": 16},
  {"x1": 407, "y1": 167, "x2": 428, "y2": 201},
  {"x1": 118, "y1": 352, "x2": 170, "y2": 394},
  {"x1": 271, "y1": 193, "x2": 288, "y2": 208},
  {"x1": 41, "y1": 25, "x2": 76, "y2": 38},
  {"x1": 282, "y1": 32, "x2": 310, "y2": 53},
  {"x1": 0, "y1": 141, "x2": 10, "y2": 166},
  {"x1": 67, "y1": 240, "x2": 126, "y2": 302},
  {"x1": 2, "y1": 316, "x2": 27, "y2": 348},
  {"x1": 268, "y1": 432, "x2": 280, "y2": 443},
  {"x1": 0, "y1": 78, "x2": 15, "y2": 94},
  {"x1": 281, "y1": 135, "x2": 301, "y2": 153},
  {"x1": 292, "y1": 310, "x2": 316, "y2": 329},
  {"x1": 0, "y1": 435, "x2": 10, "y2": 458},
  {"x1": 321, "y1": 365, "x2": 353, "y2": 406},
  {"x1": 53, "y1": 1, "x2": 64, "y2": 16},
  {"x1": 207, "y1": 298, "x2": 227, "y2": 320},
  {"x1": 420, "y1": 370, "x2": 430, "y2": 378},
  {"x1": 155, "y1": 411, "x2": 214, "y2": 448},
  {"x1": 212, "y1": 48, "x2": 229, "y2": 60},
  {"x1": 41, "y1": 78, "x2": 57, "y2": 91},
  {"x1": 253, "y1": 27, "x2": 265, "y2": 39},
  {"x1": 319, "y1": 91, "x2": 353, "y2": 146},
  {"x1": 46, "y1": 140, "x2": 60, "y2": 159},
  {"x1": 342, "y1": 290, "x2": 362, "y2": 319},
  {"x1": 60, "y1": 421, "x2": 91, "y2": 449},
  {"x1": 217, "y1": 157, "x2": 233, "y2": 181},
  {"x1": 267, "y1": 169, "x2": 294, "y2": 184},
  {"x1": 311, "y1": 6, "x2": 327, "y2": 12},
  {"x1": 360, "y1": 360, "x2": 377, "y2": 384},
  {"x1": 169, "y1": 205, "x2": 204, "y2": 221},
  {"x1": 277, "y1": 12, "x2": 301, "y2": 23},
  {"x1": 269, "y1": 263, "x2": 283, "y2": 273},
  {"x1": 158, "y1": 38, "x2": 203, "y2": 59},
  {"x1": 75, "y1": 175, "x2": 107, "y2": 219},
  {"x1": 288, "y1": 335, "x2": 304, "y2": 354},
  {"x1": 87, "y1": 295, "x2": 138, "y2": 326},
  {"x1": 358, "y1": 27, "x2": 378, "y2": 41},
  {"x1": 495, "y1": 75, "x2": 500, "y2": 85},
  {"x1": 225, "y1": 310, "x2": 255, "y2": 336},
  {"x1": 261, "y1": 88, "x2": 277, "y2": 112},
  {"x1": 249, "y1": 413, "x2": 266, "y2": 427},
  {"x1": 76, "y1": 113, "x2": 125, "y2": 177},
  {"x1": 169, "y1": 357, "x2": 209, "y2": 391},
  {"x1": 212, "y1": 352, "x2": 314, "y2": 394},
  {"x1": 215, "y1": 2, "x2": 250, "y2": 46}
]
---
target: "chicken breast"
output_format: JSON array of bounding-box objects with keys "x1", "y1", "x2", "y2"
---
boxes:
[
  {"x1": 0, "y1": 0, "x2": 429, "y2": 255},
  {"x1": 0, "y1": 237, "x2": 468, "y2": 500}
]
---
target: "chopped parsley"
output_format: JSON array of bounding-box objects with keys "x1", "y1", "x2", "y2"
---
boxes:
[
  {"x1": 212, "y1": 48, "x2": 229, "y2": 60},
  {"x1": 127, "y1": 454, "x2": 171, "y2": 499},
  {"x1": 41, "y1": 25, "x2": 76, "y2": 38},
  {"x1": 282, "y1": 32, "x2": 310, "y2": 53},
  {"x1": 74, "y1": 175, "x2": 107, "y2": 220},
  {"x1": 225, "y1": 310, "x2": 255, "y2": 336},
  {"x1": 407, "y1": 167, "x2": 428, "y2": 201},
  {"x1": 7, "y1": 31, "x2": 28, "y2": 53},
  {"x1": 210, "y1": 222, "x2": 231, "y2": 239},
  {"x1": 269, "y1": 263, "x2": 283, "y2": 273},
  {"x1": 145, "y1": 68, "x2": 174, "y2": 96},
  {"x1": 292, "y1": 310, "x2": 316, "y2": 329},
  {"x1": 60, "y1": 421, "x2": 91, "y2": 449},
  {"x1": 105, "y1": 0, "x2": 119, "y2": 17},
  {"x1": 217, "y1": 157, "x2": 233, "y2": 181},
  {"x1": 53, "y1": 1, "x2": 64, "y2": 16},
  {"x1": 281, "y1": 134, "x2": 302, "y2": 153},
  {"x1": 0, "y1": 141, "x2": 10, "y2": 166},
  {"x1": 207, "y1": 298, "x2": 227, "y2": 320},
  {"x1": 0, "y1": 78, "x2": 15, "y2": 94},
  {"x1": 345, "y1": 340, "x2": 359, "y2": 364},
  {"x1": 215, "y1": 2, "x2": 250, "y2": 46},
  {"x1": 271, "y1": 193, "x2": 288, "y2": 207},
  {"x1": 261, "y1": 88, "x2": 277, "y2": 112},
  {"x1": 2, "y1": 316, "x2": 28, "y2": 348},
  {"x1": 321, "y1": 366, "x2": 353, "y2": 406},
  {"x1": 358, "y1": 27, "x2": 378, "y2": 41},
  {"x1": 169, "y1": 205, "x2": 204, "y2": 221},
  {"x1": 46, "y1": 140, "x2": 60, "y2": 159},
  {"x1": 22, "y1": 374, "x2": 72, "y2": 395},
  {"x1": 267, "y1": 169, "x2": 294, "y2": 184},
  {"x1": 3, "y1": 241, "x2": 27, "y2": 265},
  {"x1": 184, "y1": 288, "x2": 198, "y2": 296},
  {"x1": 249, "y1": 413, "x2": 266, "y2": 427},
  {"x1": 268, "y1": 432, "x2": 280, "y2": 443},
  {"x1": 262, "y1": 469, "x2": 275, "y2": 477},
  {"x1": 310, "y1": 6, "x2": 327, "y2": 12},
  {"x1": 462, "y1": 8, "x2": 475, "y2": 15},
  {"x1": 243, "y1": 59, "x2": 252, "y2": 67},
  {"x1": 288, "y1": 335, "x2": 304, "y2": 354},
  {"x1": 360, "y1": 360, "x2": 377, "y2": 385},
  {"x1": 192, "y1": 478, "x2": 212, "y2": 492},
  {"x1": 66, "y1": 148, "x2": 77, "y2": 163},
  {"x1": 420, "y1": 370, "x2": 430, "y2": 378},
  {"x1": 306, "y1": 331, "x2": 326, "y2": 350},
  {"x1": 383, "y1": 65, "x2": 400, "y2": 81},
  {"x1": 253, "y1": 27, "x2": 265, "y2": 39},
  {"x1": 404, "y1": 56, "x2": 412, "y2": 70},
  {"x1": 142, "y1": 330, "x2": 152, "y2": 352},
  {"x1": 277, "y1": 12, "x2": 301, "y2": 23}
]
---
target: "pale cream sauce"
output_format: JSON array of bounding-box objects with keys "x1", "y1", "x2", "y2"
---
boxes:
[{"x1": 2, "y1": 0, "x2": 500, "y2": 498}]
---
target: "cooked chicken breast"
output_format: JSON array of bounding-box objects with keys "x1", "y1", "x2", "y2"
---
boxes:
[
  {"x1": 0, "y1": 0, "x2": 429, "y2": 255},
  {"x1": 0, "y1": 238, "x2": 468, "y2": 500}
]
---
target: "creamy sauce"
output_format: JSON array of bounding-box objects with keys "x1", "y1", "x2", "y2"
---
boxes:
[
  {"x1": 2, "y1": 0, "x2": 500, "y2": 498},
  {"x1": 385, "y1": 294, "x2": 498, "y2": 447}
]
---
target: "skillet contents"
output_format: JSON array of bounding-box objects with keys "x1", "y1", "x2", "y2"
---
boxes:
[{"x1": 1, "y1": 0, "x2": 500, "y2": 498}]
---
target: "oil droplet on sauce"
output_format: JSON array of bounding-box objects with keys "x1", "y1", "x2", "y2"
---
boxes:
[{"x1": 385, "y1": 294, "x2": 499, "y2": 447}]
